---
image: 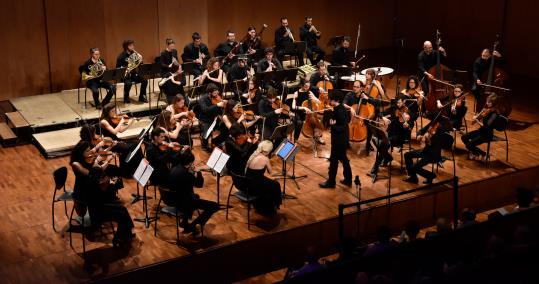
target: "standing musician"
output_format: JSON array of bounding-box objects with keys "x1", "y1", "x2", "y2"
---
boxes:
[
  {"x1": 319, "y1": 90, "x2": 352, "y2": 188},
  {"x1": 160, "y1": 38, "x2": 179, "y2": 76},
  {"x1": 156, "y1": 110, "x2": 192, "y2": 147},
  {"x1": 398, "y1": 75, "x2": 424, "y2": 122},
  {"x1": 182, "y1": 32, "x2": 211, "y2": 77},
  {"x1": 214, "y1": 30, "x2": 238, "y2": 73},
  {"x1": 198, "y1": 84, "x2": 227, "y2": 151},
  {"x1": 80, "y1": 47, "x2": 114, "y2": 109},
  {"x1": 403, "y1": 117, "x2": 449, "y2": 185},
  {"x1": 145, "y1": 127, "x2": 175, "y2": 186},
  {"x1": 258, "y1": 87, "x2": 285, "y2": 143},
  {"x1": 436, "y1": 84, "x2": 467, "y2": 130},
  {"x1": 256, "y1": 48, "x2": 284, "y2": 93},
  {"x1": 116, "y1": 39, "x2": 148, "y2": 103},
  {"x1": 309, "y1": 61, "x2": 334, "y2": 104},
  {"x1": 292, "y1": 80, "x2": 324, "y2": 144},
  {"x1": 159, "y1": 63, "x2": 187, "y2": 104},
  {"x1": 275, "y1": 17, "x2": 304, "y2": 66},
  {"x1": 331, "y1": 36, "x2": 355, "y2": 67},
  {"x1": 417, "y1": 40, "x2": 447, "y2": 94},
  {"x1": 299, "y1": 16, "x2": 325, "y2": 65},
  {"x1": 167, "y1": 149, "x2": 219, "y2": 235},
  {"x1": 199, "y1": 57, "x2": 225, "y2": 89},
  {"x1": 461, "y1": 93, "x2": 499, "y2": 160},
  {"x1": 472, "y1": 48, "x2": 504, "y2": 109}
]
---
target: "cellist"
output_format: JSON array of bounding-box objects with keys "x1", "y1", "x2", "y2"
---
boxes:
[
  {"x1": 309, "y1": 61, "x2": 334, "y2": 106},
  {"x1": 292, "y1": 80, "x2": 324, "y2": 144},
  {"x1": 344, "y1": 80, "x2": 373, "y2": 151}
]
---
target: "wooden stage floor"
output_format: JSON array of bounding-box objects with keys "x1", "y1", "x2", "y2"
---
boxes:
[{"x1": 1, "y1": 83, "x2": 539, "y2": 283}]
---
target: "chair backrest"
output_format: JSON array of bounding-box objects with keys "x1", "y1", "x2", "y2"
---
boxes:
[
  {"x1": 158, "y1": 186, "x2": 178, "y2": 207},
  {"x1": 493, "y1": 115, "x2": 509, "y2": 132},
  {"x1": 440, "y1": 132, "x2": 454, "y2": 151},
  {"x1": 229, "y1": 171, "x2": 251, "y2": 192},
  {"x1": 53, "y1": 167, "x2": 68, "y2": 190}
]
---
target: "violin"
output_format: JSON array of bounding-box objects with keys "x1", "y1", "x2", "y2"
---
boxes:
[
  {"x1": 472, "y1": 106, "x2": 496, "y2": 126},
  {"x1": 111, "y1": 114, "x2": 130, "y2": 125},
  {"x1": 92, "y1": 135, "x2": 114, "y2": 147},
  {"x1": 158, "y1": 142, "x2": 186, "y2": 152},
  {"x1": 272, "y1": 98, "x2": 291, "y2": 116},
  {"x1": 175, "y1": 105, "x2": 196, "y2": 121},
  {"x1": 396, "y1": 105, "x2": 411, "y2": 128},
  {"x1": 211, "y1": 94, "x2": 223, "y2": 105},
  {"x1": 85, "y1": 150, "x2": 115, "y2": 165},
  {"x1": 424, "y1": 121, "x2": 440, "y2": 145}
]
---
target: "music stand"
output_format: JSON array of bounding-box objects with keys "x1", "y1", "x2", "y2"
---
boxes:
[
  {"x1": 328, "y1": 65, "x2": 353, "y2": 77},
  {"x1": 283, "y1": 41, "x2": 306, "y2": 67},
  {"x1": 327, "y1": 35, "x2": 345, "y2": 48},
  {"x1": 133, "y1": 158, "x2": 157, "y2": 228},
  {"x1": 182, "y1": 62, "x2": 197, "y2": 87},
  {"x1": 206, "y1": 147, "x2": 231, "y2": 208},
  {"x1": 275, "y1": 68, "x2": 298, "y2": 101},
  {"x1": 99, "y1": 69, "x2": 119, "y2": 108},
  {"x1": 113, "y1": 68, "x2": 127, "y2": 105},
  {"x1": 274, "y1": 138, "x2": 302, "y2": 199},
  {"x1": 367, "y1": 123, "x2": 392, "y2": 195}
]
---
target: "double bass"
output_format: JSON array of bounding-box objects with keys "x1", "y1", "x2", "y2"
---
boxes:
[
  {"x1": 425, "y1": 30, "x2": 452, "y2": 113},
  {"x1": 478, "y1": 36, "x2": 510, "y2": 116},
  {"x1": 301, "y1": 93, "x2": 325, "y2": 138}
]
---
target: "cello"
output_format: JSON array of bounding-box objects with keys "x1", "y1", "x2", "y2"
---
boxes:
[
  {"x1": 478, "y1": 36, "x2": 510, "y2": 116},
  {"x1": 316, "y1": 75, "x2": 332, "y2": 108},
  {"x1": 348, "y1": 88, "x2": 374, "y2": 142},
  {"x1": 425, "y1": 30, "x2": 452, "y2": 113},
  {"x1": 301, "y1": 93, "x2": 325, "y2": 138}
]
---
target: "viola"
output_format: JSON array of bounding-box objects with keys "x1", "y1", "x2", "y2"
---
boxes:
[
  {"x1": 92, "y1": 135, "x2": 114, "y2": 147},
  {"x1": 396, "y1": 106, "x2": 411, "y2": 128},
  {"x1": 424, "y1": 121, "x2": 440, "y2": 145},
  {"x1": 272, "y1": 98, "x2": 291, "y2": 116},
  {"x1": 159, "y1": 142, "x2": 184, "y2": 152},
  {"x1": 211, "y1": 94, "x2": 223, "y2": 105},
  {"x1": 111, "y1": 114, "x2": 130, "y2": 125},
  {"x1": 174, "y1": 105, "x2": 196, "y2": 121}
]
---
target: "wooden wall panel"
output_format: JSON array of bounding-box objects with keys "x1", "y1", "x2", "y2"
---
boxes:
[{"x1": 0, "y1": 0, "x2": 50, "y2": 100}]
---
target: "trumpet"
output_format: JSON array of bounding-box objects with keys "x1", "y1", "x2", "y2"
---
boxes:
[
  {"x1": 285, "y1": 27, "x2": 295, "y2": 41},
  {"x1": 125, "y1": 50, "x2": 142, "y2": 76},
  {"x1": 82, "y1": 59, "x2": 105, "y2": 81}
]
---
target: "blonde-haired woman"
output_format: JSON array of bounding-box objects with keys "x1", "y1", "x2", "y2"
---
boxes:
[{"x1": 245, "y1": 140, "x2": 282, "y2": 217}]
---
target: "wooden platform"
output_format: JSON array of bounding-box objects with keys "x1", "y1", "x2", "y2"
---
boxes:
[{"x1": 0, "y1": 73, "x2": 538, "y2": 283}]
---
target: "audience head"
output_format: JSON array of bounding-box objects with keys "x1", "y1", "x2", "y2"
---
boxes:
[
  {"x1": 461, "y1": 208, "x2": 477, "y2": 223},
  {"x1": 516, "y1": 187, "x2": 533, "y2": 209},
  {"x1": 376, "y1": 225, "x2": 391, "y2": 244},
  {"x1": 435, "y1": 218, "x2": 452, "y2": 233},
  {"x1": 405, "y1": 220, "x2": 420, "y2": 241}
]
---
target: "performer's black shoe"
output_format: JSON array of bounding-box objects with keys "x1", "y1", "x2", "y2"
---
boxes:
[
  {"x1": 381, "y1": 155, "x2": 394, "y2": 167},
  {"x1": 423, "y1": 178, "x2": 433, "y2": 185},
  {"x1": 340, "y1": 179, "x2": 352, "y2": 187},
  {"x1": 138, "y1": 95, "x2": 148, "y2": 103},
  {"x1": 366, "y1": 171, "x2": 378, "y2": 183},
  {"x1": 403, "y1": 176, "x2": 419, "y2": 184},
  {"x1": 319, "y1": 181, "x2": 336, "y2": 188}
]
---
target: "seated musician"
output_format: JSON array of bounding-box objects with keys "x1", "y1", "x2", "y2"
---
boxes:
[
  {"x1": 181, "y1": 32, "x2": 210, "y2": 76},
  {"x1": 222, "y1": 99, "x2": 261, "y2": 135},
  {"x1": 165, "y1": 94, "x2": 192, "y2": 122},
  {"x1": 258, "y1": 87, "x2": 285, "y2": 142},
  {"x1": 160, "y1": 38, "x2": 179, "y2": 76},
  {"x1": 403, "y1": 118, "x2": 449, "y2": 185},
  {"x1": 365, "y1": 115, "x2": 392, "y2": 183},
  {"x1": 79, "y1": 124, "x2": 117, "y2": 156},
  {"x1": 116, "y1": 39, "x2": 148, "y2": 103},
  {"x1": 436, "y1": 84, "x2": 467, "y2": 130},
  {"x1": 145, "y1": 128, "x2": 175, "y2": 186},
  {"x1": 245, "y1": 140, "x2": 282, "y2": 217},
  {"x1": 398, "y1": 75, "x2": 423, "y2": 122},
  {"x1": 214, "y1": 30, "x2": 237, "y2": 73},
  {"x1": 300, "y1": 16, "x2": 325, "y2": 65},
  {"x1": 472, "y1": 48, "x2": 504, "y2": 109},
  {"x1": 155, "y1": 110, "x2": 191, "y2": 146},
  {"x1": 461, "y1": 93, "x2": 499, "y2": 160},
  {"x1": 331, "y1": 36, "x2": 355, "y2": 67},
  {"x1": 256, "y1": 48, "x2": 284, "y2": 93},
  {"x1": 309, "y1": 61, "x2": 334, "y2": 100},
  {"x1": 225, "y1": 124, "x2": 258, "y2": 176},
  {"x1": 382, "y1": 97, "x2": 412, "y2": 148},
  {"x1": 242, "y1": 26, "x2": 262, "y2": 55},
  {"x1": 70, "y1": 141, "x2": 134, "y2": 247},
  {"x1": 159, "y1": 63, "x2": 186, "y2": 104},
  {"x1": 79, "y1": 47, "x2": 114, "y2": 109},
  {"x1": 167, "y1": 149, "x2": 219, "y2": 235},
  {"x1": 227, "y1": 57, "x2": 250, "y2": 98},
  {"x1": 292, "y1": 80, "x2": 324, "y2": 144},
  {"x1": 361, "y1": 69, "x2": 386, "y2": 154},
  {"x1": 274, "y1": 17, "x2": 304, "y2": 66},
  {"x1": 199, "y1": 57, "x2": 225, "y2": 89},
  {"x1": 99, "y1": 103, "x2": 143, "y2": 177},
  {"x1": 198, "y1": 83, "x2": 227, "y2": 151},
  {"x1": 241, "y1": 79, "x2": 263, "y2": 111},
  {"x1": 417, "y1": 40, "x2": 447, "y2": 94}
]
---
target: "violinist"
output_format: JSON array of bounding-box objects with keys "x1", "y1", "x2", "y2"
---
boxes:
[
  {"x1": 79, "y1": 124, "x2": 117, "y2": 156},
  {"x1": 319, "y1": 90, "x2": 352, "y2": 188},
  {"x1": 214, "y1": 30, "x2": 237, "y2": 73},
  {"x1": 79, "y1": 47, "x2": 114, "y2": 109},
  {"x1": 403, "y1": 118, "x2": 448, "y2": 185},
  {"x1": 159, "y1": 63, "x2": 186, "y2": 104},
  {"x1": 240, "y1": 78, "x2": 262, "y2": 111},
  {"x1": 181, "y1": 32, "x2": 210, "y2": 76},
  {"x1": 166, "y1": 94, "x2": 193, "y2": 122},
  {"x1": 198, "y1": 83, "x2": 227, "y2": 151},
  {"x1": 222, "y1": 99, "x2": 260, "y2": 134},
  {"x1": 461, "y1": 93, "x2": 499, "y2": 160},
  {"x1": 116, "y1": 39, "x2": 148, "y2": 103},
  {"x1": 436, "y1": 84, "x2": 467, "y2": 130},
  {"x1": 331, "y1": 36, "x2": 355, "y2": 67},
  {"x1": 199, "y1": 57, "x2": 225, "y2": 89},
  {"x1": 292, "y1": 80, "x2": 324, "y2": 144},
  {"x1": 160, "y1": 38, "x2": 179, "y2": 76},
  {"x1": 145, "y1": 128, "x2": 175, "y2": 186},
  {"x1": 275, "y1": 17, "x2": 304, "y2": 66},
  {"x1": 258, "y1": 87, "x2": 284, "y2": 142},
  {"x1": 398, "y1": 75, "x2": 423, "y2": 122},
  {"x1": 300, "y1": 16, "x2": 325, "y2": 65},
  {"x1": 382, "y1": 97, "x2": 412, "y2": 149},
  {"x1": 417, "y1": 40, "x2": 447, "y2": 94},
  {"x1": 155, "y1": 110, "x2": 191, "y2": 146},
  {"x1": 225, "y1": 124, "x2": 258, "y2": 176}
]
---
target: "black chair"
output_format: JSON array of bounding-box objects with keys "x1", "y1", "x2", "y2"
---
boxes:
[
  {"x1": 225, "y1": 171, "x2": 260, "y2": 230},
  {"x1": 154, "y1": 186, "x2": 184, "y2": 242},
  {"x1": 431, "y1": 132, "x2": 456, "y2": 177},
  {"x1": 52, "y1": 167, "x2": 73, "y2": 232},
  {"x1": 485, "y1": 115, "x2": 509, "y2": 167}
]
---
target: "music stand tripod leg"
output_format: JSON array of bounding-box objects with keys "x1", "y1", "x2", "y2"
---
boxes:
[{"x1": 134, "y1": 184, "x2": 157, "y2": 228}]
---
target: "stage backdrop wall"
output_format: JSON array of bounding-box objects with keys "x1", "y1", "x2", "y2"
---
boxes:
[{"x1": 0, "y1": 0, "x2": 535, "y2": 101}]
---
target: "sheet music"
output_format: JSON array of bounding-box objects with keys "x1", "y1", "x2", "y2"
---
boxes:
[
  {"x1": 206, "y1": 147, "x2": 229, "y2": 174},
  {"x1": 204, "y1": 117, "x2": 218, "y2": 140},
  {"x1": 213, "y1": 152, "x2": 229, "y2": 174},
  {"x1": 133, "y1": 158, "x2": 154, "y2": 187}
]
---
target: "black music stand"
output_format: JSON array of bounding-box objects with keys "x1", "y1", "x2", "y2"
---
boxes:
[
  {"x1": 283, "y1": 41, "x2": 306, "y2": 67},
  {"x1": 182, "y1": 62, "x2": 197, "y2": 87},
  {"x1": 138, "y1": 63, "x2": 160, "y2": 109},
  {"x1": 206, "y1": 147, "x2": 231, "y2": 209},
  {"x1": 275, "y1": 68, "x2": 298, "y2": 101},
  {"x1": 273, "y1": 123, "x2": 306, "y2": 190},
  {"x1": 274, "y1": 138, "x2": 302, "y2": 200},
  {"x1": 327, "y1": 35, "x2": 345, "y2": 48},
  {"x1": 328, "y1": 66, "x2": 353, "y2": 77},
  {"x1": 367, "y1": 123, "x2": 392, "y2": 195},
  {"x1": 132, "y1": 158, "x2": 157, "y2": 228},
  {"x1": 100, "y1": 69, "x2": 122, "y2": 108}
]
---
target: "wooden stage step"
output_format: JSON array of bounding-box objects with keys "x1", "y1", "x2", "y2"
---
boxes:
[{"x1": 0, "y1": 122, "x2": 17, "y2": 146}]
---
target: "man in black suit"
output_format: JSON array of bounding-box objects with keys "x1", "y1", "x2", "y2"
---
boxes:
[
  {"x1": 320, "y1": 90, "x2": 352, "y2": 188},
  {"x1": 274, "y1": 17, "x2": 304, "y2": 66},
  {"x1": 182, "y1": 32, "x2": 211, "y2": 76}
]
